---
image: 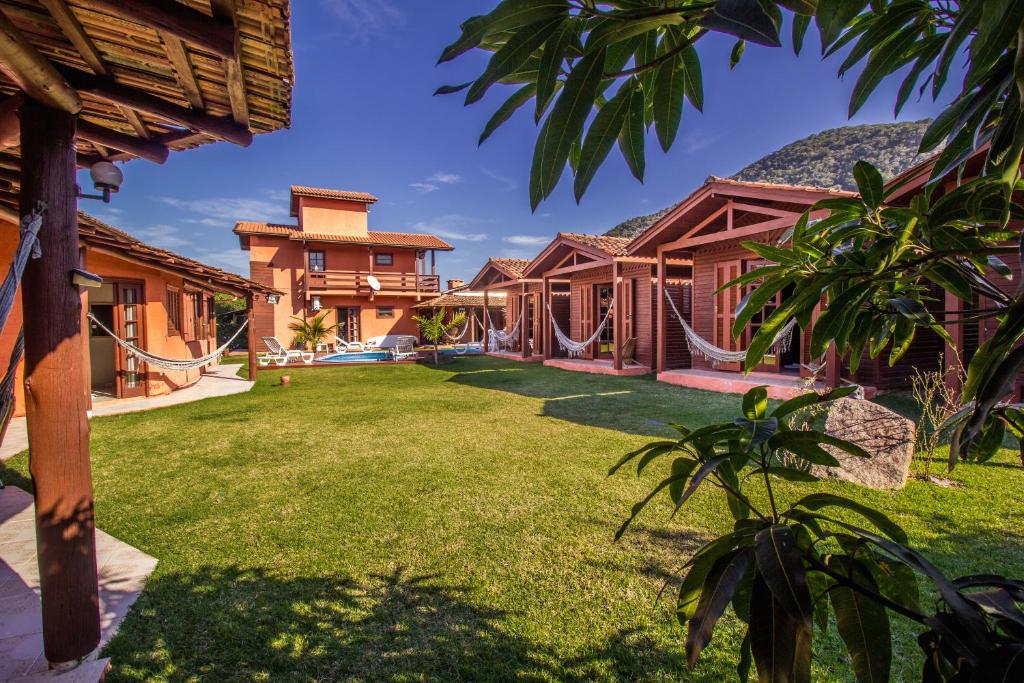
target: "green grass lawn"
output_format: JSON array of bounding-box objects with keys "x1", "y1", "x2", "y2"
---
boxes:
[{"x1": 2, "y1": 357, "x2": 1022, "y2": 682}]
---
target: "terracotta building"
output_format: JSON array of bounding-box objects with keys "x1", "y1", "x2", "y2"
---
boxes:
[{"x1": 235, "y1": 186, "x2": 454, "y2": 347}]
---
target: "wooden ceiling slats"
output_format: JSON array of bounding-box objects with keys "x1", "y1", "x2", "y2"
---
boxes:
[{"x1": 0, "y1": 0, "x2": 292, "y2": 204}]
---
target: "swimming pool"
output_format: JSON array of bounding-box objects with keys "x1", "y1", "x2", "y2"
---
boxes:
[{"x1": 318, "y1": 351, "x2": 393, "y2": 363}]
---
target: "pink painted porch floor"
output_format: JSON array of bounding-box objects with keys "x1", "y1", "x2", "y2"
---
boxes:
[
  {"x1": 544, "y1": 358, "x2": 651, "y2": 377},
  {"x1": 486, "y1": 351, "x2": 545, "y2": 362},
  {"x1": 658, "y1": 368, "x2": 825, "y2": 400},
  {"x1": 0, "y1": 486, "x2": 157, "y2": 681}
]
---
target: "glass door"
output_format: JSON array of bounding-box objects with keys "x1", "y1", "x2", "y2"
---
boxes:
[
  {"x1": 114, "y1": 282, "x2": 146, "y2": 398},
  {"x1": 713, "y1": 260, "x2": 742, "y2": 372},
  {"x1": 743, "y1": 260, "x2": 782, "y2": 372},
  {"x1": 337, "y1": 307, "x2": 361, "y2": 343}
]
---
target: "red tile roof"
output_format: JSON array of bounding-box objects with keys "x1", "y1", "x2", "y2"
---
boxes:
[
  {"x1": 558, "y1": 232, "x2": 633, "y2": 256},
  {"x1": 489, "y1": 258, "x2": 531, "y2": 278},
  {"x1": 80, "y1": 214, "x2": 280, "y2": 297},
  {"x1": 290, "y1": 186, "x2": 379, "y2": 215},
  {"x1": 415, "y1": 288, "x2": 507, "y2": 309},
  {"x1": 233, "y1": 222, "x2": 453, "y2": 250},
  {"x1": 705, "y1": 176, "x2": 858, "y2": 196}
]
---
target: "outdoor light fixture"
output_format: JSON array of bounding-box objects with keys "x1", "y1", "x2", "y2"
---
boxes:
[
  {"x1": 71, "y1": 269, "x2": 102, "y2": 288},
  {"x1": 311, "y1": 296, "x2": 322, "y2": 312},
  {"x1": 77, "y1": 161, "x2": 124, "y2": 203},
  {"x1": 266, "y1": 293, "x2": 280, "y2": 305}
]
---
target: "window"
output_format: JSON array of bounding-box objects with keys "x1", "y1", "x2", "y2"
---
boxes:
[
  {"x1": 374, "y1": 252, "x2": 393, "y2": 267},
  {"x1": 308, "y1": 250, "x2": 326, "y2": 272},
  {"x1": 376, "y1": 306, "x2": 394, "y2": 319},
  {"x1": 166, "y1": 287, "x2": 181, "y2": 335},
  {"x1": 191, "y1": 292, "x2": 204, "y2": 339}
]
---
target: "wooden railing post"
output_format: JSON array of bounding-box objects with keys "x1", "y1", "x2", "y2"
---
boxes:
[
  {"x1": 482, "y1": 289, "x2": 490, "y2": 352},
  {"x1": 656, "y1": 247, "x2": 666, "y2": 373},
  {"x1": 613, "y1": 261, "x2": 622, "y2": 371},
  {"x1": 20, "y1": 99, "x2": 101, "y2": 667}
]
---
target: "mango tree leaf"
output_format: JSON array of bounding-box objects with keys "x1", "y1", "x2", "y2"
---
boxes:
[
  {"x1": 479, "y1": 83, "x2": 537, "y2": 145},
  {"x1": 729, "y1": 40, "x2": 746, "y2": 69},
  {"x1": 614, "y1": 456, "x2": 698, "y2": 540},
  {"x1": 848, "y1": 28, "x2": 919, "y2": 117},
  {"x1": 575, "y1": 79, "x2": 634, "y2": 201},
  {"x1": 535, "y1": 19, "x2": 576, "y2": 121},
  {"x1": 828, "y1": 557, "x2": 892, "y2": 683},
  {"x1": 465, "y1": 17, "x2": 561, "y2": 104},
  {"x1": 653, "y1": 55, "x2": 686, "y2": 152},
  {"x1": 434, "y1": 81, "x2": 472, "y2": 95},
  {"x1": 439, "y1": 0, "x2": 569, "y2": 64},
  {"x1": 618, "y1": 84, "x2": 646, "y2": 181},
  {"x1": 788, "y1": 493, "x2": 907, "y2": 543},
  {"x1": 853, "y1": 160, "x2": 884, "y2": 209},
  {"x1": 530, "y1": 49, "x2": 606, "y2": 210},
  {"x1": 742, "y1": 386, "x2": 769, "y2": 420},
  {"x1": 754, "y1": 525, "x2": 813, "y2": 626},
  {"x1": 815, "y1": 0, "x2": 868, "y2": 50},
  {"x1": 700, "y1": 0, "x2": 781, "y2": 47},
  {"x1": 750, "y1": 572, "x2": 812, "y2": 683},
  {"x1": 680, "y1": 45, "x2": 703, "y2": 112},
  {"x1": 686, "y1": 548, "x2": 754, "y2": 666}
]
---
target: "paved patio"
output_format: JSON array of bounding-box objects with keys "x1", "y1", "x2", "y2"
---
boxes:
[
  {"x1": 1, "y1": 363, "x2": 253, "y2": 460},
  {"x1": 0, "y1": 486, "x2": 157, "y2": 681},
  {"x1": 656, "y1": 367, "x2": 879, "y2": 399},
  {"x1": 544, "y1": 358, "x2": 650, "y2": 376}
]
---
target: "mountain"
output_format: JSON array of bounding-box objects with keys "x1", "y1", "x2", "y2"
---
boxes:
[{"x1": 605, "y1": 120, "x2": 931, "y2": 238}]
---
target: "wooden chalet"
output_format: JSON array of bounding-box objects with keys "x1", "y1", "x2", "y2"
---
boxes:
[
  {"x1": 627, "y1": 178, "x2": 860, "y2": 398},
  {"x1": 413, "y1": 281, "x2": 506, "y2": 344},
  {"x1": 0, "y1": 0, "x2": 293, "y2": 670},
  {"x1": 522, "y1": 232, "x2": 666, "y2": 376},
  {"x1": 467, "y1": 257, "x2": 542, "y2": 360}
]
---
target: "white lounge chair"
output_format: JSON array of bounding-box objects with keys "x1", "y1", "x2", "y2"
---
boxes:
[
  {"x1": 335, "y1": 336, "x2": 368, "y2": 353},
  {"x1": 367, "y1": 334, "x2": 419, "y2": 350},
  {"x1": 393, "y1": 337, "x2": 418, "y2": 360},
  {"x1": 262, "y1": 337, "x2": 314, "y2": 365}
]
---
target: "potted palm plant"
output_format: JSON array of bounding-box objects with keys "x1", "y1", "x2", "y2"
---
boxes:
[
  {"x1": 288, "y1": 312, "x2": 338, "y2": 352},
  {"x1": 412, "y1": 309, "x2": 466, "y2": 365}
]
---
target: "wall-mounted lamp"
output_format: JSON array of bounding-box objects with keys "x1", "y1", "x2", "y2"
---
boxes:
[
  {"x1": 71, "y1": 268, "x2": 102, "y2": 288},
  {"x1": 311, "y1": 295, "x2": 322, "y2": 312},
  {"x1": 77, "y1": 161, "x2": 124, "y2": 203},
  {"x1": 266, "y1": 293, "x2": 280, "y2": 305}
]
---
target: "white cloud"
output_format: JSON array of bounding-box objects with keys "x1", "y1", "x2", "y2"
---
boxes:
[
  {"x1": 320, "y1": 0, "x2": 405, "y2": 37},
  {"x1": 503, "y1": 235, "x2": 551, "y2": 246},
  {"x1": 410, "y1": 182, "x2": 439, "y2": 193},
  {"x1": 128, "y1": 224, "x2": 193, "y2": 250},
  {"x1": 481, "y1": 167, "x2": 518, "y2": 192},
  {"x1": 158, "y1": 196, "x2": 289, "y2": 223},
  {"x1": 428, "y1": 171, "x2": 462, "y2": 185},
  {"x1": 411, "y1": 220, "x2": 487, "y2": 242},
  {"x1": 193, "y1": 248, "x2": 251, "y2": 275}
]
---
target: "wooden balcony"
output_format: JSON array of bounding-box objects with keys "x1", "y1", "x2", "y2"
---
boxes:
[{"x1": 305, "y1": 270, "x2": 440, "y2": 294}]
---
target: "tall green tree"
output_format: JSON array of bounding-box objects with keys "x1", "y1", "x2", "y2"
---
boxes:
[{"x1": 413, "y1": 309, "x2": 467, "y2": 364}]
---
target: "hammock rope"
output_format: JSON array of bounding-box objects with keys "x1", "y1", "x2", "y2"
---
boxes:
[
  {"x1": 0, "y1": 204, "x2": 45, "y2": 448},
  {"x1": 444, "y1": 313, "x2": 477, "y2": 342},
  {"x1": 485, "y1": 307, "x2": 523, "y2": 352},
  {"x1": 663, "y1": 288, "x2": 796, "y2": 364},
  {"x1": 87, "y1": 312, "x2": 249, "y2": 371},
  {"x1": 547, "y1": 301, "x2": 614, "y2": 358}
]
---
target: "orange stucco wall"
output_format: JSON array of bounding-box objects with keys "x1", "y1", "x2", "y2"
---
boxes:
[
  {"x1": 0, "y1": 219, "x2": 220, "y2": 417},
  {"x1": 247, "y1": 234, "x2": 428, "y2": 347},
  {"x1": 297, "y1": 197, "x2": 369, "y2": 235},
  {"x1": 85, "y1": 250, "x2": 216, "y2": 397}
]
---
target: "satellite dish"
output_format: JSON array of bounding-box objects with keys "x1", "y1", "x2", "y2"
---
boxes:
[{"x1": 367, "y1": 275, "x2": 382, "y2": 292}]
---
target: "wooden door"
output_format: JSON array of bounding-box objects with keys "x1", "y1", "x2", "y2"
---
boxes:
[
  {"x1": 337, "y1": 307, "x2": 361, "y2": 343},
  {"x1": 114, "y1": 282, "x2": 146, "y2": 398},
  {"x1": 580, "y1": 285, "x2": 594, "y2": 359},
  {"x1": 623, "y1": 278, "x2": 635, "y2": 340},
  {"x1": 743, "y1": 260, "x2": 783, "y2": 372},
  {"x1": 713, "y1": 260, "x2": 742, "y2": 372},
  {"x1": 595, "y1": 284, "x2": 614, "y2": 358}
]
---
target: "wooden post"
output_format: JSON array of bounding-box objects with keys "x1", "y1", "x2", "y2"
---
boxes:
[
  {"x1": 656, "y1": 247, "x2": 666, "y2": 373},
  {"x1": 825, "y1": 342, "x2": 841, "y2": 390},
  {"x1": 482, "y1": 289, "x2": 489, "y2": 352},
  {"x1": 542, "y1": 278, "x2": 550, "y2": 360},
  {"x1": 613, "y1": 261, "x2": 622, "y2": 370},
  {"x1": 520, "y1": 285, "x2": 528, "y2": 359},
  {"x1": 246, "y1": 293, "x2": 256, "y2": 381},
  {"x1": 944, "y1": 289, "x2": 964, "y2": 398},
  {"x1": 431, "y1": 249, "x2": 436, "y2": 276},
  {"x1": 19, "y1": 99, "x2": 101, "y2": 667}
]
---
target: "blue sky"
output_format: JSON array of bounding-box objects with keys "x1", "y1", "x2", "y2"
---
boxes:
[{"x1": 80, "y1": 1, "x2": 949, "y2": 284}]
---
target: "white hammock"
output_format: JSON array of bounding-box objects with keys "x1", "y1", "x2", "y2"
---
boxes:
[
  {"x1": 485, "y1": 307, "x2": 523, "y2": 351},
  {"x1": 547, "y1": 301, "x2": 614, "y2": 358},
  {"x1": 663, "y1": 288, "x2": 796, "y2": 364},
  {"x1": 444, "y1": 314, "x2": 476, "y2": 342},
  {"x1": 87, "y1": 313, "x2": 249, "y2": 371}
]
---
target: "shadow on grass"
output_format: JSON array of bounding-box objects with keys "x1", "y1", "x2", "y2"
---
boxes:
[
  {"x1": 103, "y1": 564, "x2": 716, "y2": 682},
  {"x1": 432, "y1": 357, "x2": 739, "y2": 438}
]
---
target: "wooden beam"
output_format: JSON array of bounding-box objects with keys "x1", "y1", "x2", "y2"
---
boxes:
[
  {"x1": 38, "y1": 0, "x2": 153, "y2": 139},
  {"x1": 210, "y1": 0, "x2": 249, "y2": 127},
  {"x1": 0, "y1": 9, "x2": 81, "y2": 113},
  {"x1": 20, "y1": 100, "x2": 101, "y2": 666},
  {"x1": 613, "y1": 261, "x2": 622, "y2": 371},
  {"x1": 160, "y1": 33, "x2": 204, "y2": 109},
  {"x1": 79, "y1": 0, "x2": 237, "y2": 60},
  {"x1": 59, "y1": 65, "x2": 252, "y2": 146},
  {"x1": 656, "y1": 246, "x2": 666, "y2": 373},
  {"x1": 0, "y1": 94, "x2": 20, "y2": 149},
  {"x1": 77, "y1": 119, "x2": 168, "y2": 163},
  {"x1": 542, "y1": 257, "x2": 612, "y2": 279}
]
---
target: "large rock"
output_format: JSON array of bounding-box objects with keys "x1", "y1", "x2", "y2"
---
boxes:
[{"x1": 812, "y1": 397, "x2": 916, "y2": 490}]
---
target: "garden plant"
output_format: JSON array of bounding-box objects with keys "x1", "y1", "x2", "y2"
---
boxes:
[{"x1": 413, "y1": 308, "x2": 467, "y2": 364}]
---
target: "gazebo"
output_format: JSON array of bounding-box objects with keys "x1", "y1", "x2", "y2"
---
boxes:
[{"x1": 0, "y1": 0, "x2": 292, "y2": 671}]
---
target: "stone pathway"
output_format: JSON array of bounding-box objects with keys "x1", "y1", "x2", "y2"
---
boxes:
[
  {"x1": 0, "y1": 486, "x2": 157, "y2": 680},
  {"x1": 1, "y1": 362, "x2": 253, "y2": 460}
]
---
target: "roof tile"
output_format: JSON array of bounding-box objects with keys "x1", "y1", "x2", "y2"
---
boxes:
[{"x1": 558, "y1": 233, "x2": 633, "y2": 256}]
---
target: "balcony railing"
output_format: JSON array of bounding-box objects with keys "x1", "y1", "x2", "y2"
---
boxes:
[{"x1": 305, "y1": 270, "x2": 440, "y2": 294}]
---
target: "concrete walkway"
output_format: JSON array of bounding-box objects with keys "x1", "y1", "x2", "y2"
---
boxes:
[
  {"x1": 1, "y1": 363, "x2": 253, "y2": 460},
  {"x1": 0, "y1": 486, "x2": 157, "y2": 681}
]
